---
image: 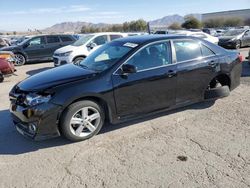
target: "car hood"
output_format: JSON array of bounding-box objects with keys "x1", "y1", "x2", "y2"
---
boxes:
[
  {"x1": 219, "y1": 36, "x2": 235, "y2": 40},
  {"x1": 219, "y1": 35, "x2": 242, "y2": 41},
  {"x1": 54, "y1": 45, "x2": 79, "y2": 54},
  {"x1": 18, "y1": 64, "x2": 97, "y2": 91}
]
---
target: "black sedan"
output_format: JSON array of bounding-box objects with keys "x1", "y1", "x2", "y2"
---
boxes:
[
  {"x1": 218, "y1": 29, "x2": 250, "y2": 49},
  {"x1": 9, "y1": 35, "x2": 242, "y2": 141},
  {"x1": 1, "y1": 35, "x2": 76, "y2": 65}
]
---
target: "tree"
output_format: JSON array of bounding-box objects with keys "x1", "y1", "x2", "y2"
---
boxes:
[
  {"x1": 224, "y1": 17, "x2": 243, "y2": 27},
  {"x1": 203, "y1": 19, "x2": 224, "y2": 28},
  {"x1": 203, "y1": 17, "x2": 244, "y2": 28},
  {"x1": 81, "y1": 25, "x2": 90, "y2": 33},
  {"x1": 182, "y1": 16, "x2": 202, "y2": 29},
  {"x1": 244, "y1": 18, "x2": 250, "y2": 26},
  {"x1": 123, "y1": 22, "x2": 130, "y2": 32},
  {"x1": 168, "y1": 22, "x2": 182, "y2": 30},
  {"x1": 80, "y1": 19, "x2": 147, "y2": 33}
]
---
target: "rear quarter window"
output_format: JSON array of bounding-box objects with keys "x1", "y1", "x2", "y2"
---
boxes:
[
  {"x1": 60, "y1": 36, "x2": 73, "y2": 42},
  {"x1": 201, "y1": 44, "x2": 215, "y2": 57},
  {"x1": 46, "y1": 36, "x2": 60, "y2": 43}
]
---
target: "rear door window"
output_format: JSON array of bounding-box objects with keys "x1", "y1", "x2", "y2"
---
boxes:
[
  {"x1": 173, "y1": 40, "x2": 202, "y2": 62},
  {"x1": 46, "y1": 36, "x2": 60, "y2": 44}
]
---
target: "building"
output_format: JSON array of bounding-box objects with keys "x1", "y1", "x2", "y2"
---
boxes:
[{"x1": 202, "y1": 9, "x2": 250, "y2": 21}]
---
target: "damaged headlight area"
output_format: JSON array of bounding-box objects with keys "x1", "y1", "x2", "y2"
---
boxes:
[{"x1": 24, "y1": 93, "x2": 51, "y2": 106}]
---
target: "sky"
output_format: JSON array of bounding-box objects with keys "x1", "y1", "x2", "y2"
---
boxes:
[{"x1": 0, "y1": 0, "x2": 249, "y2": 31}]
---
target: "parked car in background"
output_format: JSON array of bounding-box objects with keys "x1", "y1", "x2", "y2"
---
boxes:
[
  {"x1": 0, "y1": 56, "x2": 15, "y2": 74},
  {"x1": 0, "y1": 35, "x2": 76, "y2": 65},
  {"x1": 218, "y1": 29, "x2": 250, "y2": 49},
  {"x1": 0, "y1": 51, "x2": 15, "y2": 62},
  {"x1": 9, "y1": 35, "x2": 242, "y2": 141},
  {"x1": 53, "y1": 32, "x2": 126, "y2": 66},
  {"x1": 10, "y1": 36, "x2": 32, "y2": 46},
  {"x1": 154, "y1": 30, "x2": 169, "y2": 34},
  {"x1": 171, "y1": 30, "x2": 219, "y2": 44},
  {"x1": 215, "y1": 29, "x2": 225, "y2": 37},
  {"x1": 202, "y1": 28, "x2": 217, "y2": 36},
  {"x1": 186, "y1": 32, "x2": 219, "y2": 44},
  {"x1": 0, "y1": 37, "x2": 10, "y2": 48}
]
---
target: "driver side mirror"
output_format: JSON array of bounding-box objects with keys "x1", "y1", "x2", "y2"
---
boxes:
[
  {"x1": 23, "y1": 42, "x2": 30, "y2": 48},
  {"x1": 87, "y1": 42, "x2": 97, "y2": 50},
  {"x1": 121, "y1": 64, "x2": 137, "y2": 74}
]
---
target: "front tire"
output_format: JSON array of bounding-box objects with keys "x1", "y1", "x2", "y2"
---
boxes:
[
  {"x1": 14, "y1": 53, "x2": 26, "y2": 66},
  {"x1": 60, "y1": 100, "x2": 105, "y2": 142},
  {"x1": 73, "y1": 57, "x2": 85, "y2": 65}
]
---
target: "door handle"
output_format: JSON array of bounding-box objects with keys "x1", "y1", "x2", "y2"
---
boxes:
[
  {"x1": 166, "y1": 70, "x2": 176, "y2": 78},
  {"x1": 208, "y1": 61, "x2": 216, "y2": 67}
]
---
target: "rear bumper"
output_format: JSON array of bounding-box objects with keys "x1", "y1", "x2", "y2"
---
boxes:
[{"x1": 10, "y1": 102, "x2": 62, "y2": 140}]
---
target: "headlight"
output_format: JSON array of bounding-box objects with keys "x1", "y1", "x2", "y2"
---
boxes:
[
  {"x1": 24, "y1": 93, "x2": 51, "y2": 106},
  {"x1": 230, "y1": 38, "x2": 236, "y2": 42},
  {"x1": 59, "y1": 51, "x2": 72, "y2": 57}
]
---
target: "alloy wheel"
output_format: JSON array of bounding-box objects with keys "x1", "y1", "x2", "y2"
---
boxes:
[
  {"x1": 69, "y1": 106, "x2": 101, "y2": 137},
  {"x1": 14, "y1": 54, "x2": 25, "y2": 66}
]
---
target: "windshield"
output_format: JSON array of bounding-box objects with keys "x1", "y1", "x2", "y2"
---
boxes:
[
  {"x1": 72, "y1": 34, "x2": 94, "y2": 46},
  {"x1": 79, "y1": 42, "x2": 134, "y2": 72},
  {"x1": 19, "y1": 38, "x2": 30, "y2": 45},
  {"x1": 223, "y1": 30, "x2": 244, "y2": 36}
]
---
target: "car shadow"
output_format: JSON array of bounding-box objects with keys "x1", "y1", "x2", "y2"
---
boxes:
[
  {"x1": 26, "y1": 67, "x2": 52, "y2": 76},
  {"x1": 241, "y1": 61, "x2": 250, "y2": 77},
  {"x1": 0, "y1": 100, "x2": 215, "y2": 155}
]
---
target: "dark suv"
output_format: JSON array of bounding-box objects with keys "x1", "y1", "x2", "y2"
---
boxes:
[{"x1": 0, "y1": 35, "x2": 76, "y2": 65}]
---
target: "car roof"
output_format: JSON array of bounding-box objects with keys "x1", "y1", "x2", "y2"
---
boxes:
[
  {"x1": 90, "y1": 32, "x2": 126, "y2": 36},
  {"x1": 114, "y1": 34, "x2": 197, "y2": 45}
]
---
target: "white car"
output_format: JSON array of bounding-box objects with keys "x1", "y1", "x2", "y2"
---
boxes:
[
  {"x1": 53, "y1": 32, "x2": 127, "y2": 66},
  {"x1": 188, "y1": 32, "x2": 219, "y2": 44},
  {"x1": 170, "y1": 30, "x2": 219, "y2": 44}
]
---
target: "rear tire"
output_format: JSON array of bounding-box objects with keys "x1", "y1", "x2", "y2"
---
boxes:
[
  {"x1": 60, "y1": 100, "x2": 105, "y2": 142},
  {"x1": 73, "y1": 57, "x2": 85, "y2": 65}
]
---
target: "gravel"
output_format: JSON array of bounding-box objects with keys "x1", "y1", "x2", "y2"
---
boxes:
[{"x1": 0, "y1": 52, "x2": 250, "y2": 188}]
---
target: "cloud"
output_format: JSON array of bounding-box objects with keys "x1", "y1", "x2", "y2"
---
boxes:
[
  {"x1": 92, "y1": 11, "x2": 121, "y2": 15},
  {"x1": 0, "y1": 5, "x2": 90, "y2": 15}
]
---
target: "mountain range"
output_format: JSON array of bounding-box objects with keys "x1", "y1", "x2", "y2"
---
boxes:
[{"x1": 44, "y1": 14, "x2": 201, "y2": 33}]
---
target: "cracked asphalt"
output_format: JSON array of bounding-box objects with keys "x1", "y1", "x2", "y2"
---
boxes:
[{"x1": 0, "y1": 48, "x2": 249, "y2": 188}]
